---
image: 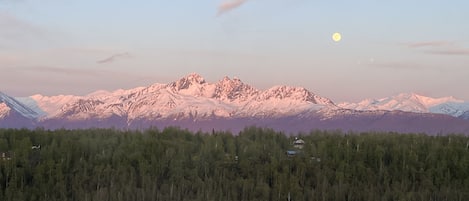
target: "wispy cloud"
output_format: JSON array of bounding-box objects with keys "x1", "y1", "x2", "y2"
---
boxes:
[
  {"x1": 217, "y1": 0, "x2": 247, "y2": 16},
  {"x1": 404, "y1": 41, "x2": 454, "y2": 48},
  {"x1": 3, "y1": 65, "x2": 152, "y2": 80},
  {"x1": 424, "y1": 49, "x2": 469, "y2": 56},
  {"x1": 403, "y1": 40, "x2": 469, "y2": 56},
  {"x1": 7, "y1": 66, "x2": 101, "y2": 76},
  {"x1": 96, "y1": 52, "x2": 132, "y2": 64}
]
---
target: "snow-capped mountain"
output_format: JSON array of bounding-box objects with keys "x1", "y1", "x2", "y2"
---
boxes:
[
  {"x1": 429, "y1": 102, "x2": 469, "y2": 119},
  {"x1": 38, "y1": 73, "x2": 335, "y2": 122},
  {"x1": 339, "y1": 93, "x2": 469, "y2": 119},
  {"x1": 0, "y1": 92, "x2": 40, "y2": 119},
  {"x1": 1, "y1": 74, "x2": 469, "y2": 134},
  {"x1": 23, "y1": 94, "x2": 82, "y2": 118},
  {"x1": 0, "y1": 92, "x2": 37, "y2": 128}
]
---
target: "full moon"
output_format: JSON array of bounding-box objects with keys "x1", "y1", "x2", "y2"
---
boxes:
[{"x1": 332, "y1": 32, "x2": 342, "y2": 42}]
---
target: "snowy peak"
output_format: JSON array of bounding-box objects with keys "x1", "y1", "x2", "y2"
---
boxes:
[
  {"x1": 259, "y1": 86, "x2": 334, "y2": 105},
  {"x1": 0, "y1": 91, "x2": 40, "y2": 119},
  {"x1": 6, "y1": 74, "x2": 468, "y2": 126},
  {"x1": 230, "y1": 86, "x2": 336, "y2": 117},
  {"x1": 61, "y1": 99, "x2": 104, "y2": 114},
  {"x1": 2, "y1": 76, "x2": 469, "y2": 133},
  {"x1": 339, "y1": 93, "x2": 469, "y2": 118},
  {"x1": 213, "y1": 76, "x2": 258, "y2": 102},
  {"x1": 370, "y1": 93, "x2": 429, "y2": 112},
  {"x1": 393, "y1": 93, "x2": 463, "y2": 108},
  {"x1": 168, "y1": 73, "x2": 206, "y2": 91},
  {"x1": 165, "y1": 73, "x2": 214, "y2": 97},
  {"x1": 12, "y1": 74, "x2": 336, "y2": 121},
  {"x1": 26, "y1": 94, "x2": 82, "y2": 118}
]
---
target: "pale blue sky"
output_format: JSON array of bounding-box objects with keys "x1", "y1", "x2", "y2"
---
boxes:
[{"x1": 1, "y1": 0, "x2": 468, "y2": 102}]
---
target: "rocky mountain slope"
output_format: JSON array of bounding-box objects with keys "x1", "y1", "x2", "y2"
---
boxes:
[{"x1": 1, "y1": 74, "x2": 469, "y2": 134}]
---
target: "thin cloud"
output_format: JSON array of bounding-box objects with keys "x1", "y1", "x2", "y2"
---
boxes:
[
  {"x1": 424, "y1": 49, "x2": 469, "y2": 56},
  {"x1": 0, "y1": 66, "x2": 152, "y2": 80},
  {"x1": 3, "y1": 65, "x2": 150, "y2": 79},
  {"x1": 96, "y1": 52, "x2": 132, "y2": 64},
  {"x1": 404, "y1": 41, "x2": 454, "y2": 48},
  {"x1": 403, "y1": 40, "x2": 469, "y2": 56},
  {"x1": 8, "y1": 66, "x2": 101, "y2": 76},
  {"x1": 217, "y1": 0, "x2": 247, "y2": 16}
]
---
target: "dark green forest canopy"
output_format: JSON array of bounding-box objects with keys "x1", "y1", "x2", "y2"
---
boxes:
[{"x1": 1, "y1": 127, "x2": 469, "y2": 201}]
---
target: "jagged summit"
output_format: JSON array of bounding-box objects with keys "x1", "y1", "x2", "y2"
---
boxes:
[
  {"x1": 213, "y1": 76, "x2": 258, "y2": 101},
  {"x1": 2, "y1": 74, "x2": 335, "y2": 121},
  {"x1": 168, "y1": 73, "x2": 207, "y2": 91},
  {"x1": 1, "y1": 75, "x2": 468, "y2": 134},
  {"x1": 258, "y1": 86, "x2": 335, "y2": 105},
  {"x1": 1, "y1": 77, "x2": 469, "y2": 134}
]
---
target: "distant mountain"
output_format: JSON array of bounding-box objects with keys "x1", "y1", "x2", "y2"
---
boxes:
[
  {"x1": 339, "y1": 93, "x2": 469, "y2": 119},
  {"x1": 460, "y1": 111, "x2": 469, "y2": 120},
  {"x1": 0, "y1": 92, "x2": 36, "y2": 128},
  {"x1": 0, "y1": 92, "x2": 41, "y2": 119},
  {"x1": 18, "y1": 94, "x2": 82, "y2": 118},
  {"x1": 38, "y1": 73, "x2": 336, "y2": 123},
  {"x1": 1, "y1": 74, "x2": 469, "y2": 134},
  {"x1": 430, "y1": 102, "x2": 469, "y2": 119}
]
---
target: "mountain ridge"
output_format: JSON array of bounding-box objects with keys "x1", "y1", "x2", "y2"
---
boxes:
[
  {"x1": 1, "y1": 74, "x2": 469, "y2": 134},
  {"x1": 339, "y1": 92, "x2": 469, "y2": 119}
]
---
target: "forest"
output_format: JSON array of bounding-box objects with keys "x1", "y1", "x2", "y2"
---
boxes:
[{"x1": 0, "y1": 127, "x2": 468, "y2": 201}]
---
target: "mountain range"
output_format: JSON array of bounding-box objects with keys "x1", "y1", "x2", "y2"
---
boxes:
[
  {"x1": 339, "y1": 93, "x2": 469, "y2": 120},
  {"x1": 1, "y1": 73, "x2": 469, "y2": 134}
]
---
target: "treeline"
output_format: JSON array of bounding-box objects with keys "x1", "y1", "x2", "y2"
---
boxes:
[{"x1": 0, "y1": 127, "x2": 469, "y2": 201}]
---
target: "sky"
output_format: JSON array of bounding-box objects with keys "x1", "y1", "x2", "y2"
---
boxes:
[{"x1": 0, "y1": 0, "x2": 468, "y2": 102}]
